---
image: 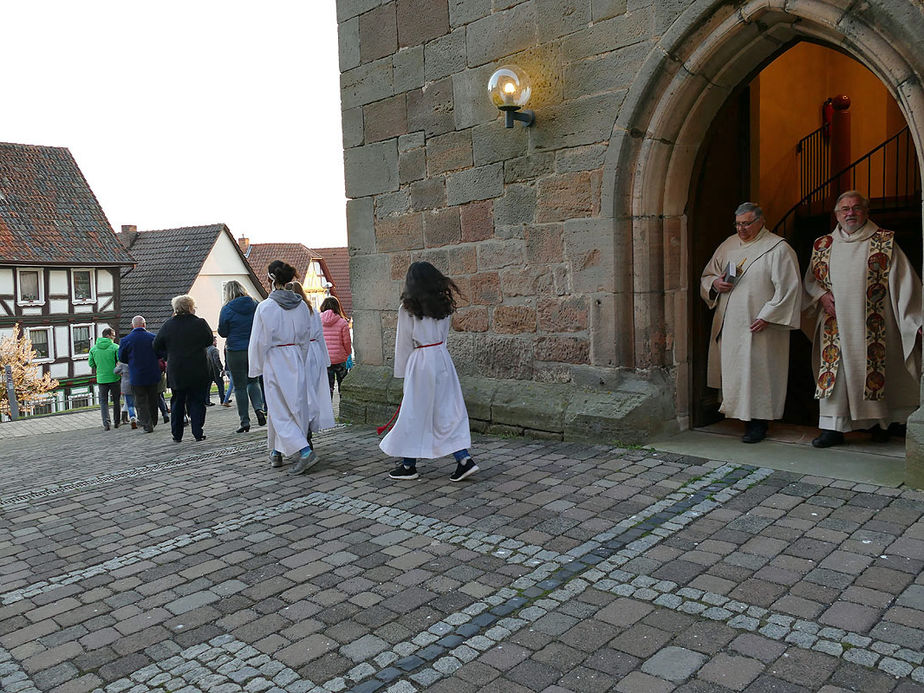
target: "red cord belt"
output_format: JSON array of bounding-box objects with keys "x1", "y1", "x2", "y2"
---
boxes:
[
  {"x1": 377, "y1": 341, "x2": 445, "y2": 434},
  {"x1": 271, "y1": 339, "x2": 316, "y2": 347}
]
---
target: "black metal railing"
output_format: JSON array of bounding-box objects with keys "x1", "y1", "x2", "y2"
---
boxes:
[
  {"x1": 797, "y1": 124, "x2": 830, "y2": 202},
  {"x1": 774, "y1": 126, "x2": 921, "y2": 240}
]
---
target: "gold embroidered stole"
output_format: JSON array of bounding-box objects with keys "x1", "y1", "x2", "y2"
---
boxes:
[{"x1": 809, "y1": 229, "x2": 893, "y2": 400}]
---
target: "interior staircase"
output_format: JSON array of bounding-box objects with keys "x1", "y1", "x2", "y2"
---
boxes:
[{"x1": 773, "y1": 125, "x2": 922, "y2": 273}]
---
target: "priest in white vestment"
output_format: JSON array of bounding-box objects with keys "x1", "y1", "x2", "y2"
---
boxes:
[
  {"x1": 701, "y1": 202, "x2": 802, "y2": 443},
  {"x1": 803, "y1": 191, "x2": 922, "y2": 448}
]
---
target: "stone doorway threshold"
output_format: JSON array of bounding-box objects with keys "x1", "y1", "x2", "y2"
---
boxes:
[{"x1": 649, "y1": 420, "x2": 905, "y2": 487}]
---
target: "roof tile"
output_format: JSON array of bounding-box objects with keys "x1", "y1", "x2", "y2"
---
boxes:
[{"x1": 0, "y1": 142, "x2": 134, "y2": 266}]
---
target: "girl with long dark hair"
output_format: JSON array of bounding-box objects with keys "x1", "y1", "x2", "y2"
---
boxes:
[{"x1": 380, "y1": 261, "x2": 477, "y2": 481}]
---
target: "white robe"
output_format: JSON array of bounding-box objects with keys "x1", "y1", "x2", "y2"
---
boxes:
[
  {"x1": 304, "y1": 308, "x2": 336, "y2": 433},
  {"x1": 803, "y1": 219, "x2": 922, "y2": 431},
  {"x1": 701, "y1": 227, "x2": 802, "y2": 421},
  {"x1": 379, "y1": 306, "x2": 471, "y2": 459},
  {"x1": 248, "y1": 295, "x2": 314, "y2": 456}
]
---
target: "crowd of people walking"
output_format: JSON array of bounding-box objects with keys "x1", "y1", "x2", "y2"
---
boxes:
[{"x1": 88, "y1": 258, "x2": 478, "y2": 482}]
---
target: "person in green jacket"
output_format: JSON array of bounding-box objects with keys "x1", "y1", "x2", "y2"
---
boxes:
[{"x1": 88, "y1": 328, "x2": 121, "y2": 430}]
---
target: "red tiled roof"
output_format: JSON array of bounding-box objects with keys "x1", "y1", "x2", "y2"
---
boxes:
[
  {"x1": 245, "y1": 243, "x2": 321, "y2": 295},
  {"x1": 314, "y1": 247, "x2": 352, "y2": 318},
  {"x1": 0, "y1": 142, "x2": 134, "y2": 266}
]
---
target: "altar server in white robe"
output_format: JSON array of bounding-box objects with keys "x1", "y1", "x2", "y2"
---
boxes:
[
  {"x1": 249, "y1": 260, "x2": 326, "y2": 474},
  {"x1": 380, "y1": 261, "x2": 478, "y2": 482},
  {"x1": 287, "y1": 280, "x2": 336, "y2": 439},
  {"x1": 701, "y1": 202, "x2": 802, "y2": 443},
  {"x1": 804, "y1": 190, "x2": 922, "y2": 448}
]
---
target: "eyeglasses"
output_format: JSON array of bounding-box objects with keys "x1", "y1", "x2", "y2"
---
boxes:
[
  {"x1": 836, "y1": 205, "x2": 866, "y2": 214},
  {"x1": 733, "y1": 218, "x2": 759, "y2": 228}
]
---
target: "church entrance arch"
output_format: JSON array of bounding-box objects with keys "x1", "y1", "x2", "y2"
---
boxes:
[{"x1": 599, "y1": 0, "x2": 924, "y2": 439}]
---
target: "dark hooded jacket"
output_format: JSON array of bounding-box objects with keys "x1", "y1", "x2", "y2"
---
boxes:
[{"x1": 218, "y1": 296, "x2": 259, "y2": 351}]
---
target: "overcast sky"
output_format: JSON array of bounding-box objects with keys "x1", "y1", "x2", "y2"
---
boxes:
[{"x1": 3, "y1": 1, "x2": 346, "y2": 249}]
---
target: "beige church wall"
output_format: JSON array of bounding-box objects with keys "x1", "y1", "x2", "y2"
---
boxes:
[
  {"x1": 338, "y1": 0, "x2": 924, "y2": 465},
  {"x1": 755, "y1": 42, "x2": 907, "y2": 228}
]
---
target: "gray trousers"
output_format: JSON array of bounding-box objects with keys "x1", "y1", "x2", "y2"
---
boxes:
[
  {"x1": 226, "y1": 350, "x2": 265, "y2": 427},
  {"x1": 98, "y1": 382, "x2": 121, "y2": 427}
]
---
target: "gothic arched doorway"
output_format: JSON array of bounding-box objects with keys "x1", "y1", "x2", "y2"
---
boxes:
[
  {"x1": 689, "y1": 41, "x2": 921, "y2": 428},
  {"x1": 598, "y1": 0, "x2": 924, "y2": 481}
]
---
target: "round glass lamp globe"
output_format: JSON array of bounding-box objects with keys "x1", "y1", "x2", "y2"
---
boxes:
[{"x1": 488, "y1": 65, "x2": 532, "y2": 109}]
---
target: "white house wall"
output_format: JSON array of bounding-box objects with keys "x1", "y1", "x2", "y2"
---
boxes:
[
  {"x1": 49, "y1": 270, "x2": 67, "y2": 294},
  {"x1": 0, "y1": 269, "x2": 13, "y2": 294},
  {"x1": 189, "y1": 231, "x2": 264, "y2": 351},
  {"x1": 98, "y1": 270, "x2": 113, "y2": 293}
]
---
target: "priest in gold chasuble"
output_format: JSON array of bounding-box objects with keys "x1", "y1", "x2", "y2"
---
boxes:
[
  {"x1": 701, "y1": 202, "x2": 802, "y2": 444},
  {"x1": 804, "y1": 191, "x2": 922, "y2": 448}
]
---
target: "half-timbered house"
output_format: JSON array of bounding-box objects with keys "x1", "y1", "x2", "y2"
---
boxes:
[{"x1": 0, "y1": 142, "x2": 135, "y2": 414}]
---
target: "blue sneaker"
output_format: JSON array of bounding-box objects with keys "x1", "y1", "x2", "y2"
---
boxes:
[{"x1": 288, "y1": 450, "x2": 318, "y2": 475}]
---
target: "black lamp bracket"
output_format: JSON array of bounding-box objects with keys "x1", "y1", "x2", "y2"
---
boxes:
[{"x1": 500, "y1": 106, "x2": 535, "y2": 128}]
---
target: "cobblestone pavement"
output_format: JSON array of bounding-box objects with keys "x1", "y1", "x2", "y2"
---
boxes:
[
  {"x1": 0, "y1": 411, "x2": 101, "y2": 440},
  {"x1": 1, "y1": 405, "x2": 923, "y2": 693}
]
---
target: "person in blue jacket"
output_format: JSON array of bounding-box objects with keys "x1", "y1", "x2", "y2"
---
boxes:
[
  {"x1": 116, "y1": 316, "x2": 162, "y2": 433},
  {"x1": 218, "y1": 281, "x2": 266, "y2": 433}
]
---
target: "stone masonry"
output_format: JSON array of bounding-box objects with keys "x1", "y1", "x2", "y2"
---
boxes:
[{"x1": 336, "y1": 0, "x2": 924, "y2": 482}]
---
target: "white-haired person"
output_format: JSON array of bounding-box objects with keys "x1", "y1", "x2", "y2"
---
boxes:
[{"x1": 153, "y1": 295, "x2": 214, "y2": 443}]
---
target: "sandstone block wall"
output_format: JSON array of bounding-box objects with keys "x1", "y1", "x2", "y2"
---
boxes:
[{"x1": 337, "y1": 0, "x2": 924, "y2": 454}]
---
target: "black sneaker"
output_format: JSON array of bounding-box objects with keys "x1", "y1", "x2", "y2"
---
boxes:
[
  {"x1": 450, "y1": 458, "x2": 479, "y2": 482},
  {"x1": 256, "y1": 410, "x2": 267, "y2": 426},
  {"x1": 389, "y1": 465, "x2": 419, "y2": 480},
  {"x1": 270, "y1": 451, "x2": 284, "y2": 468}
]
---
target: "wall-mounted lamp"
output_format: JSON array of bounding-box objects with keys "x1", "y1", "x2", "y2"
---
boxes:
[{"x1": 488, "y1": 65, "x2": 534, "y2": 128}]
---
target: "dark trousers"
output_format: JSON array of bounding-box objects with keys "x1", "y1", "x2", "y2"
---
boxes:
[
  {"x1": 327, "y1": 362, "x2": 348, "y2": 396},
  {"x1": 171, "y1": 386, "x2": 207, "y2": 441},
  {"x1": 210, "y1": 374, "x2": 225, "y2": 403},
  {"x1": 98, "y1": 382, "x2": 121, "y2": 427},
  {"x1": 132, "y1": 383, "x2": 161, "y2": 432}
]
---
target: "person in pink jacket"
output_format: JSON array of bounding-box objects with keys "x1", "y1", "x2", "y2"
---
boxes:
[{"x1": 320, "y1": 296, "x2": 352, "y2": 397}]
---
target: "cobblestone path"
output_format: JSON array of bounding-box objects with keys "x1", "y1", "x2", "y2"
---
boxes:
[{"x1": 1, "y1": 407, "x2": 922, "y2": 692}]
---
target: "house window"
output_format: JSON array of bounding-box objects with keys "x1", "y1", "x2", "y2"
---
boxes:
[
  {"x1": 17, "y1": 269, "x2": 43, "y2": 304},
  {"x1": 72, "y1": 325, "x2": 92, "y2": 356},
  {"x1": 72, "y1": 269, "x2": 94, "y2": 302},
  {"x1": 27, "y1": 328, "x2": 51, "y2": 360}
]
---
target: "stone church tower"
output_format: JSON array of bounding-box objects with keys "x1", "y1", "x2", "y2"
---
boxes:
[{"x1": 335, "y1": 0, "x2": 924, "y2": 485}]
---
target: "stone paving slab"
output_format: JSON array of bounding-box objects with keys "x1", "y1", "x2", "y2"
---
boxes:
[{"x1": 0, "y1": 405, "x2": 922, "y2": 692}]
